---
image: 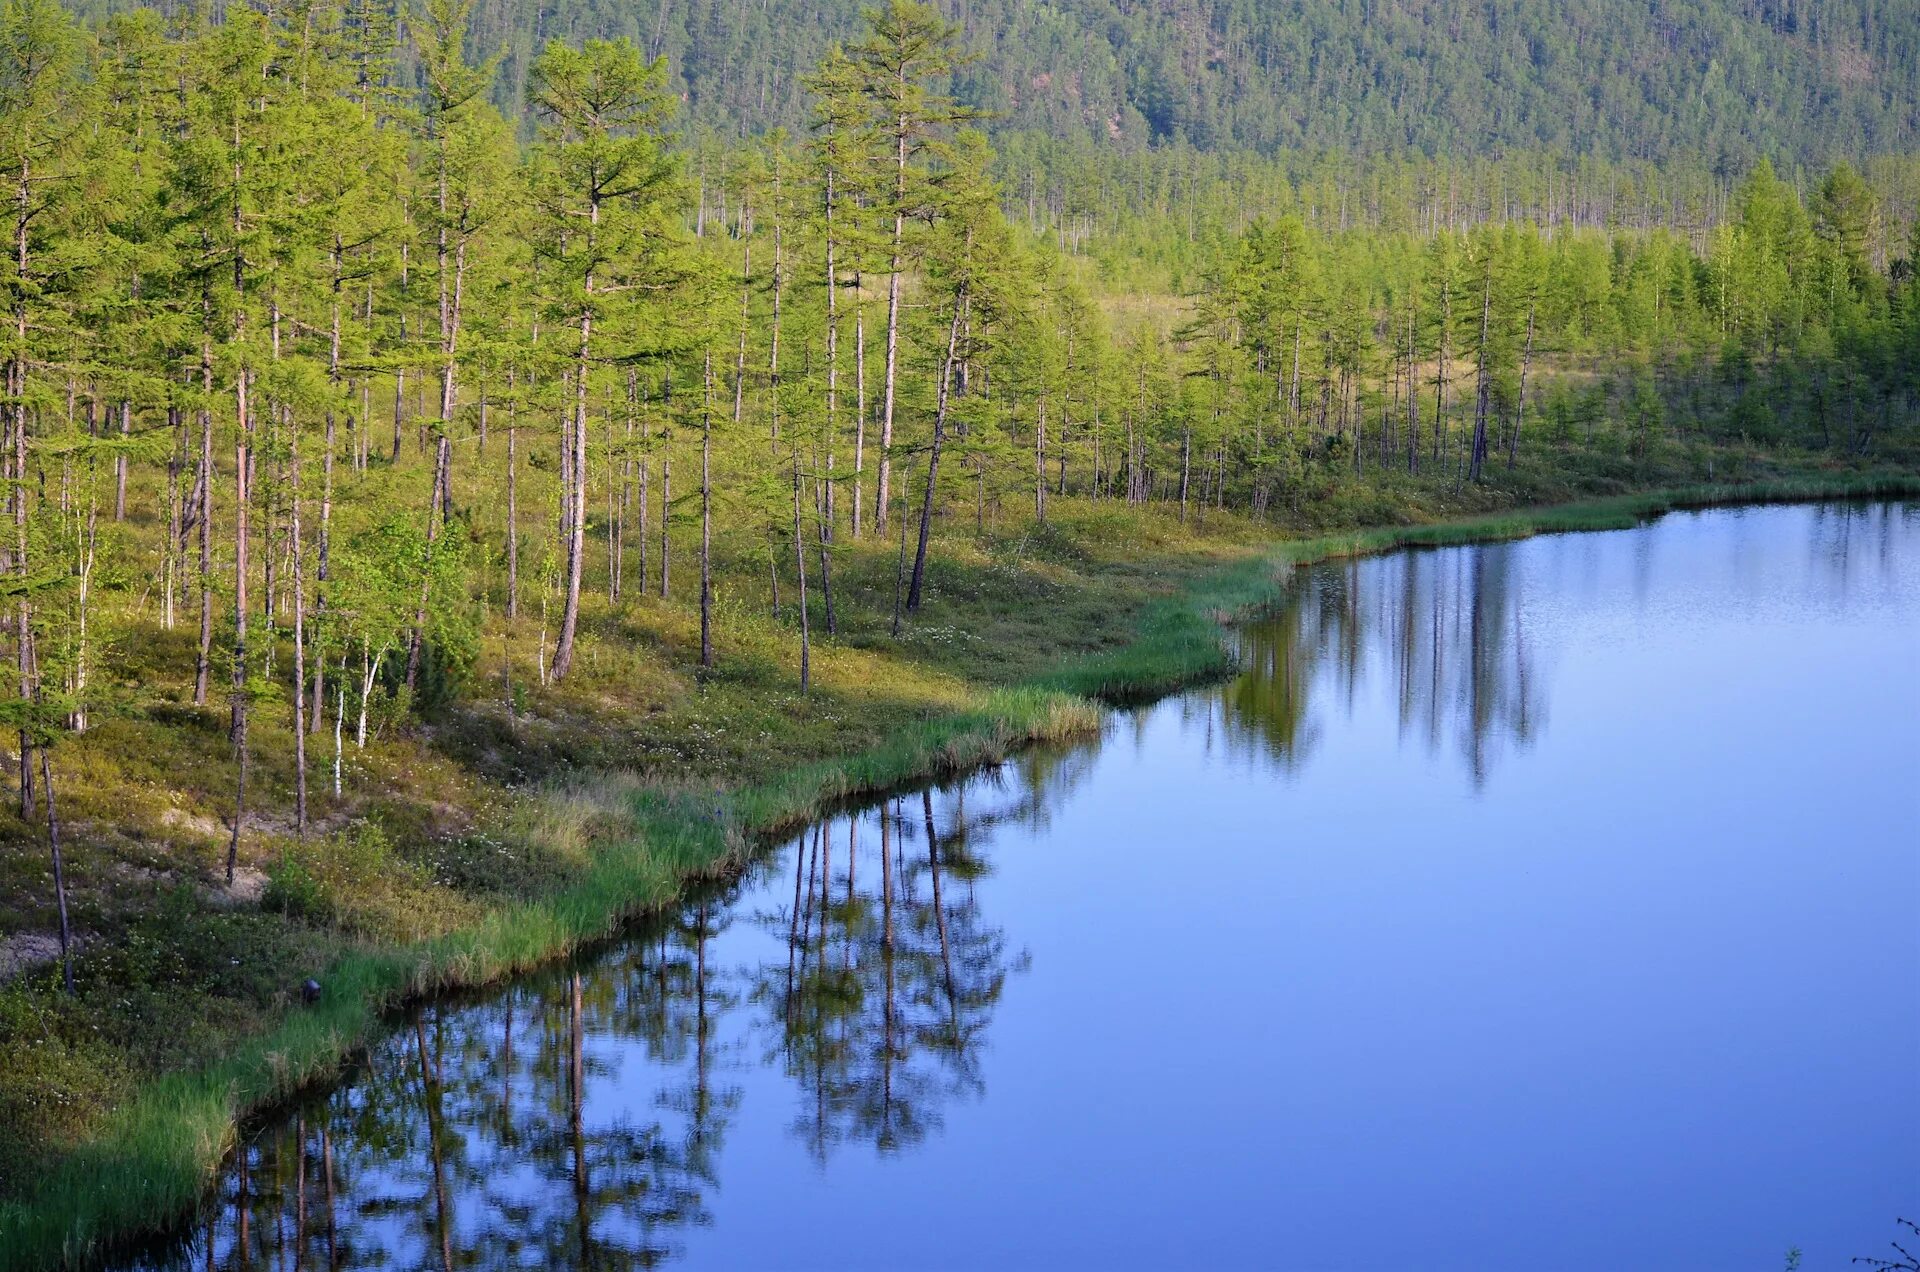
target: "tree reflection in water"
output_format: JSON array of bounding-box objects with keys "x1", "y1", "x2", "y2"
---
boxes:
[
  {"x1": 109, "y1": 503, "x2": 1917, "y2": 1271},
  {"x1": 1212, "y1": 540, "x2": 1545, "y2": 786},
  {"x1": 132, "y1": 761, "x2": 1071, "y2": 1271}
]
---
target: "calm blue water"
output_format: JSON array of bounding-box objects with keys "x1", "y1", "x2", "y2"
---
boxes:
[{"x1": 130, "y1": 501, "x2": 1920, "y2": 1270}]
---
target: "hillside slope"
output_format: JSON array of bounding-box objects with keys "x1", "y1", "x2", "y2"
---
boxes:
[{"x1": 236, "y1": 0, "x2": 1920, "y2": 162}]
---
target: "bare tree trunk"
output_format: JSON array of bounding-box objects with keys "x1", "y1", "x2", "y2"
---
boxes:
[
  {"x1": 907, "y1": 290, "x2": 964, "y2": 612},
  {"x1": 606, "y1": 412, "x2": 620, "y2": 603},
  {"x1": 164, "y1": 406, "x2": 182, "y2": 630},
  {"x1": 313, "y1": 255, "x2": 345, "y2": 735},
  {"x1": 228, "y1": 366, "x2": 251, "y2": 886},
  {"x1": 113, "y1": 401, "x2": 129, "y2": 521},
  {"x1": 700, "y1": 350, "x2": 714, "y2": 669},
  {"x1": 1034, "y1": 399, "x2": 1047, "y2": 523},
  {"x1": 195, "y1": 342, "x2": 215, "y2": 706},
  {"x1": 291, "y1": 423, "x2": 308, "y2": 834},
  {"x1": 890, "y1": 467, "x2": 910, "y2": 638},
  {"x1": 1179, "y1": 424, "x2": 1192, "y2": 522},
  {"x1": 876, "y1": 116, "x2": 906, "y2": 535},
  {"x1": 1289, "y1": 319, "x2": 1302, "y2": 419},
  {"x1": 818, "y1": 168, "x2": 838, "y2": 628},
  {"x1": 768, "y1": 173, "x2": 784, "y2": 443},
  {"x1": 11, "y1": 163, "x2": 30, "y2": 818},
  {"x1": 1433, "y1": 276, "x2": 1451, "y2": 467},
  {"x1": 507, "y1": 372, "x2": 520, "y2": 619},
  {"x1": 733, "y1": 195, "x2": 750, "y2": 425},
  {"x1": 41, "y1": 749, "x2": 72, "y2": 996},
  {"x1": 1406, "y1": 305, "x2": 1420, "y2": 475},
  {"x1": 552, "y1": 191, "x2": 596, "y2": 680},
  {"x1": 791, "y1": 437, "x2": 810, "y2": 692},
  {"x1": 1507, "y1": 301, "x2": 1535, "y2": 470},
  {"x1": 815, "y1": 462, "x2": 836, "y2": 635},
  {"x1": 1469, "y1": 260, "x2": 1493, "y2": 483},
  {"x1": 852, "y1": 280, "x2": 866, "y2": 538}
]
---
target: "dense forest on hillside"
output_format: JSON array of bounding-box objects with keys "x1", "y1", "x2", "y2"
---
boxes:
[
  {"x1": 58, "y1": 0, "x2": 1920, "y2": 163},
  {"x1": 0, "y1": 0, "x2": 1917, "y2": 1256}
]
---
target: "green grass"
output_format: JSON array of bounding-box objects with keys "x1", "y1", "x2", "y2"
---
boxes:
[
  {"x1": 0, "y1": 687, "x2": 1104, "y2": 1270},
  {"x1": 3, "y1": 466, "x2": 1918, "y2": 1269}
]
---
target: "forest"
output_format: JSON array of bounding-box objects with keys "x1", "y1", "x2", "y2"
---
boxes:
[
  {"x1": 58, "y1": 0, "x2": 1920, "y2": 163},
  {"x1": 0, "y1": 0, "x2": 1916, "y2": 1260}
]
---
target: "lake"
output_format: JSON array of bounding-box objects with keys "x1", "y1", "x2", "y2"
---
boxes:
[{"x1": 126, "y1": 501, "x2": 1920, "y2": 1271}]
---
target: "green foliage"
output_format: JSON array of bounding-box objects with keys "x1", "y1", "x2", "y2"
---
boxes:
[
  {"x1": 0, "y1": 0, "x2": 1913, "y2": 1259},
  {"x1": 65, "y1": 0, "x2": 1920, "y2": 167}
]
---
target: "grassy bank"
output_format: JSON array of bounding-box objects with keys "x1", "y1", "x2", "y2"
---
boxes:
[
  {"x1": 3, "y1": 466, "x2": 1917, "y2": 1268},
  {"x1": 1039, "y1": 471, "x2": 1920, "y2": 703}
]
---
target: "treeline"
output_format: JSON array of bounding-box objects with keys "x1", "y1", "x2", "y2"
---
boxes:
[
  {"x1": 63, "y1": 0, "x2": 1920, "y2": 165},
  {"x1": 991, "y1": 133, "x2": 1920, "y2": 288},
  {"x1": 1161, "y1": 156, "x2": 1920, "y2": 503},
  {"x1": 1, "y1": 0, "x2": 1917, "y2": 996}
]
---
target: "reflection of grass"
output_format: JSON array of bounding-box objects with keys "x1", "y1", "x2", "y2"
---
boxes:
[
  {"x1": 5, "y1": 466, "x2": 1919, "y2": 1266},
  {"x1": 1045, "y1": 473, "x2": 1920, "y2": 706}
]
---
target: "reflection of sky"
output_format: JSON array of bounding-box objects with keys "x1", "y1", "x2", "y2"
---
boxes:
[
  {"x1": 154, "y1": 502, "x2": 1919, "y2": 1272},
  {"x1": 1216, "y1": 501, "x2": 1918, "y2": 792}
]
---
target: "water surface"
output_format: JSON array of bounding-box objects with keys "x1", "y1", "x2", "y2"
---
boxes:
[{"x1": 131, "y1": 502, "x2": 1919, "y2": 1270}]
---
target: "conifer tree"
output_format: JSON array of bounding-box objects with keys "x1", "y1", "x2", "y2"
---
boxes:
[{"x1": 528, "y1": 35, "x2": 678, "y2": 681}]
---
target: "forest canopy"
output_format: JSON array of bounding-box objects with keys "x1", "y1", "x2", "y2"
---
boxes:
[{"x1": 57, "y1": 0, "x2": 1920, "y2": 165}]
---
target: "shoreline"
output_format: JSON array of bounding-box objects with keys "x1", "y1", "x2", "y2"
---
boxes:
[{"x1": 6, "y1": 471, "x2": 1917, "y2": 1270}]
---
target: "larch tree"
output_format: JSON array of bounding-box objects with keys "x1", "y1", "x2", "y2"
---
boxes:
[
  {"x1": 905, "y1": 130, "x2": 1006, "y2": 614},
  {"x1": 844, "y1": 0, "x2": 970, "y2": 538},
  {"x1": 405, "y1": 0, "x2": 510, "y2": 691},
  {"x1": 528, "y1": 35, "x2": 679, "y2": 681}
]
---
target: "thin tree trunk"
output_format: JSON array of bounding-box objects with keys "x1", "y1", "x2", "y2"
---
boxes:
[
  {"x1": 1433, "y1": 276, "x2": 1451, "y2": 466},
  {"x1": 552, "y1": 191, "x2": 596, "y2": 680},
  {"x1": 291, "y1": 423, "x2": 308, "y2": 835},
  {"x1": 1507, "y1": 301, "x2": 1535, "y2": 470},
  {"x1": 1470, "y1": 260, "x2": 1493, "y2": 483},
  {"x1": 113, "y1": 401, "x2": 129, "y2": 521},
  {"x1": 1034, "y1": 399, "x2": 1047, "y2": 523},
  {"x1": 907, "y1": 290, "x2": 964, "y2": 612},
  {"x1": 791, "y1": 436, "x2": 810, "y2": 692},
  {"x1": 852, "y1": 282, "x2": 866, "y2": 538},
  {"x1": 313, "y1": 254, "x2": 344, "y2": 735},
  {"x1": 660, "y1": 449, "x2": 670, "y2": 597},
  {"x1": 507, "y1": 372, "x2": 519, "y2": 618},
  {"x1": 876, "y1": 114, "x2": 906, "y2": 535},
  {"x1": 1178, "y1": 424, "x2": 1192, "y2": 522},
  {"x1": 733, "y1": 197, "x2": 750, "y2": 425},
  {"x1": 1406, "y1": 306, "x2": 1420, "y2": 475},
  {"x1": 42, "y1": 749, "x2": 72, "y2": 996},
  {"x1": 228, "y1": 365, "x2": 251, "y2": 886},
  {"x1": 700, "y1": 350, "x2": 714, "y2": 668},
  {"x1": 195, "y1": 342, "x2": 214, "y2": 706}
]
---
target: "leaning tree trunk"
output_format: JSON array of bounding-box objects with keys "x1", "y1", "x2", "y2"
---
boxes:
[
  {"x1": 1507, "y1": 301, "x2": 1535, "y2": 470},
  {"x1": 907, "y1": 290, "x2": 965, "y2": 613}
]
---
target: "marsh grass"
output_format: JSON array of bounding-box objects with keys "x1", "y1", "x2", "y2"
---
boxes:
[{"x1": 4, "y1": 471, "x2": 1918, "y2": 1269}]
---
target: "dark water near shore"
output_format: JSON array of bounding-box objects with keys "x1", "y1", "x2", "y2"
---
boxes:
[{"x1": 129, "y1": 502, "x2": 1919, "y2": 1271}]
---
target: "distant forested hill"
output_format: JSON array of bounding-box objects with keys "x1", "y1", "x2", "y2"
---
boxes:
[{"x1": 65, "y1": 0, "x2": 1917, "y2": 163}]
